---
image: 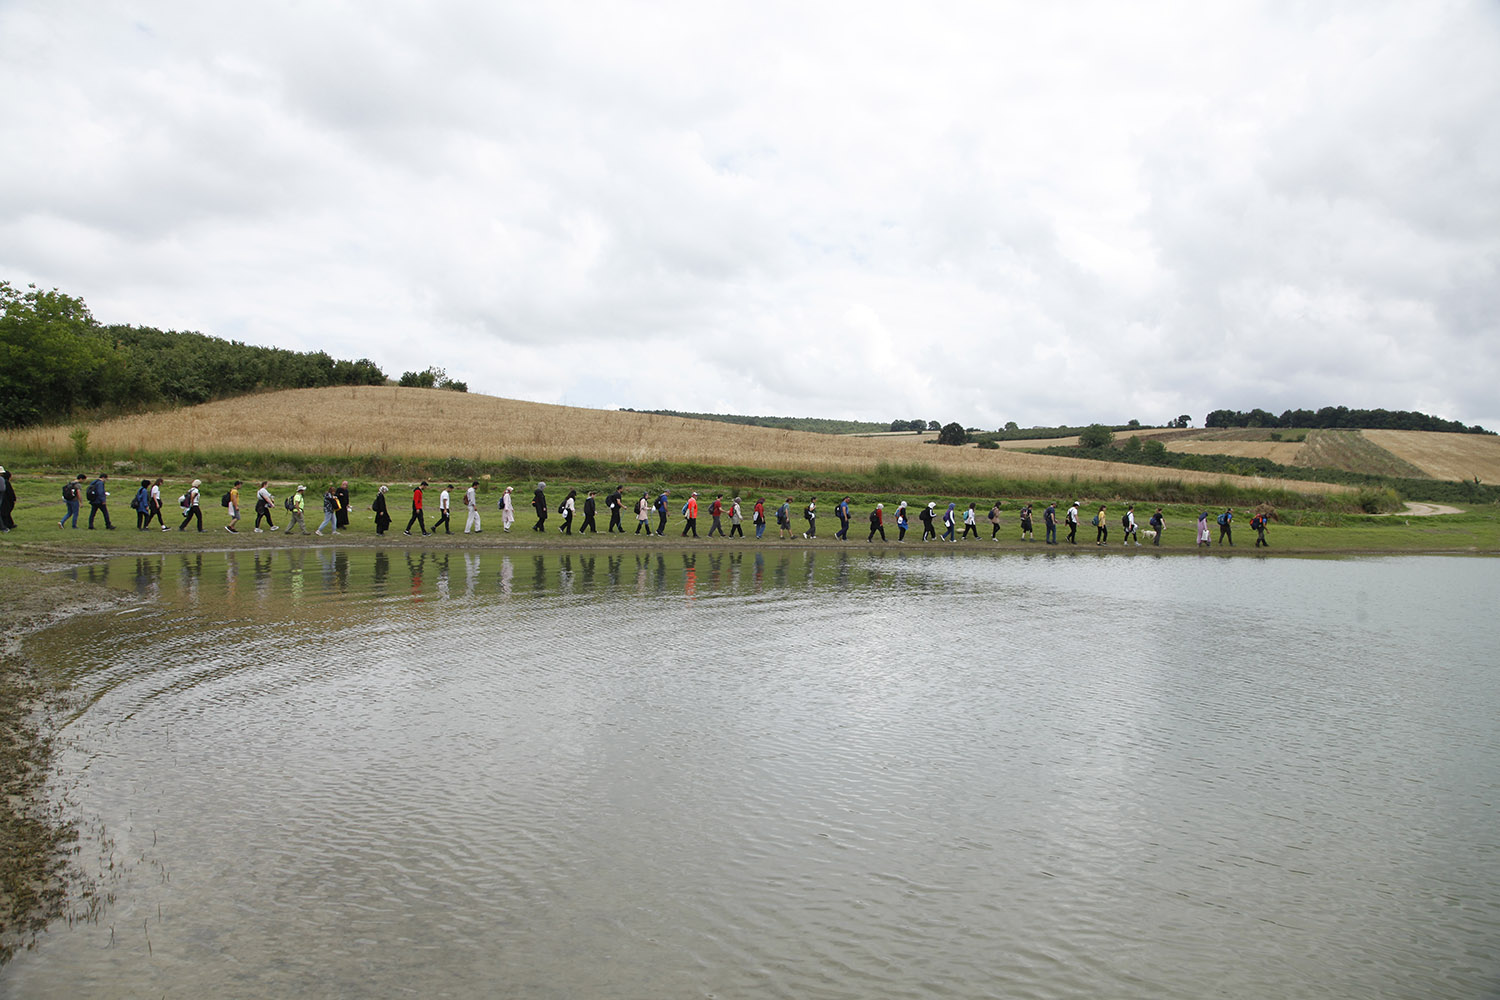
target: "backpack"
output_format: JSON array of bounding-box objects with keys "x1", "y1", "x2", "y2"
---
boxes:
[
  {"x1": 86, "y1": 480, "x2": 103, "y2": 503},
  {"x1": 62, "y1": 482, "x2": 76, "y2": 502},
  {"x1": 1150, "y1": 512, "x2": 1162, "y2": 528},
  {"x1": 285, "y1": 496, "x2": 295, "y2": 512},
  {"x1": 131, "y1": 487, "x2": 148, "y2": 511},
  {"x1": 560, "y1": 501, "x2": 568, "y2": 514},
  {"x1": 1091, "y1": 514, "x2": 1099, "y2": 527},
  {"x1": 179, "y1": 493, "x2": 191, "y2": 509},
  {"x1": 1251, "y1": 515, "x2": 1264, "y2": 530},
  {"x1": 1121, "y1": 513, "x2": 1130, "y2": 529},
  {"x1": 221, "y1": 491, "x2": 232, "y2": 508},
  {"x1": 869, "y1": 510, "x2": 880, "y2": 526},
  {"x1": 1218, "y1": 512, "x2": 1230, "y2": 526}
]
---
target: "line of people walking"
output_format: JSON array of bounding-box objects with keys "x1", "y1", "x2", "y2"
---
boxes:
[{"x1": 14, "y1": 470, "x2": 1263, "y2": 548}]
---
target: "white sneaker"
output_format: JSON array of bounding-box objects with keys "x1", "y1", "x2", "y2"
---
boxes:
[{"x1": 254, "y1": 528, "x2": 263, "y2": 533}]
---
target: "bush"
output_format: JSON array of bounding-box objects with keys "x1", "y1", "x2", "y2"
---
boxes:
[{"x1": 1078, "y1": 424, "x2": 1114, "y2": 448}]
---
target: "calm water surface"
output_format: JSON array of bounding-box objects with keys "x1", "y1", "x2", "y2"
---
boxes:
[{"x1": 3, "y1": 549, "x2": 1497, "y2": 999}]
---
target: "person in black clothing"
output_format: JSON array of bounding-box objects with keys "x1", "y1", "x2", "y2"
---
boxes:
[
  {"x1": 87, "y1": 473, "x2": 114, "y2": 529},
  {"x1": 134, "y1": 479, "x2": 151, "y2": 529},
  {"x1": 580, "y1": 491, "x2": 598, "y2": 533},
  {"x1": 335, "y1": 481, "x2": 351, "y2": 529},
  {"x1": 1253, "y1": 513, "x2": 1269, "y2": 547},
  {"x1": 0, "y1": 468, "x2": 16, "y2": 531},
  {"x1": 372, "y1": 486, "x2": 392, "y2": 535},
  {"x1": 868, "y1": 504, "x2": 886, "y2": 541},
  {"x1": 920, "y1": 502, "x2": 936, "y2": 541},
  {"x1": 606, "y1": 486, "x2": 625, "y2": 532},
  {"x1": 560, "y1": 489, "x2": 577, "y2": 534},
  {"x1": 532, "y1": 482, "x2": 548, "y2": 531},
  {"x1": 1218, "y1": 508, "x2": 1234, "y2": 545},
  {"x1": 406, "y1": 481, "x2": 428, "y2": 535}
]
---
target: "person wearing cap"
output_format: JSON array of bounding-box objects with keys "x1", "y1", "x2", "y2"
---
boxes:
[
  {"x1": 500, "y1": 486, "x2": 515, "y2": 531},
  {"x1": 372, "y1": 485, "x2": 392, "y2": 535},
  {"x1": 706, "y1": 494, "x2": 724, "y2": 537},
  {"x1": 464, "y1": 481, "x2": 481, "y2": 533},
  {"x1": 868, "y1": 502, "x2": 886, "y2": 541},
  {"x1": 405, "y1": 481, "x2": 428, "y2": 536},
  {"x1": 1066, "y1": 500, "x2": 1081, "y2": 544},
  {"x1": 286, "y1": 485, "x2": 308, "y2": 533},
  {"x1": 681, "y1": 491, "x2": 699, "y2": 537},
  {"x1": 532, "y1": 482, "x2": 548, "y2": 532},
  {"x1": 729, "y1": 497, "x2": 744, "y2": 537},
  {"x1": 606, "y1": 485, "x2": 625, "y2": 533},
  {"x1": 177, "y1": 479, "x2": 203, "y2": 531},
  {"x1": 920, "y1": 501, "x2": 937, "y2": 541}
]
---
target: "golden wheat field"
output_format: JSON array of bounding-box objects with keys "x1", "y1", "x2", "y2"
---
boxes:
[
  {"x1": 1362, "y1": 429, "x2": 1500, "y2": 483},
  {"x1": 1163, "y1": 439, "x2": 1309, "y2": 464},
  {"x1": 0, "y1": 386, "x2": 1352, "y2": 492}
]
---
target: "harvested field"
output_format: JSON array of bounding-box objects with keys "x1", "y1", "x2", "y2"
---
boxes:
[
  {"x1": 1361, "y1": 430, "x2": 1500, "y2": 483},
  {"x1": 0, "y1": 387, "x2": 1349, "y2": 494},
  {"x1": 1163, "y1": 440, "x2": 1308, "y2": 464},
  {"x1": 1291, "y1": 429, "x2": 1429, "y2": 478}
]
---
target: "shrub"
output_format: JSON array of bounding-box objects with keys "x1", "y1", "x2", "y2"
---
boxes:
[{"x1": 1078, "y1": 424, "x2": 1114, "y2": 448}]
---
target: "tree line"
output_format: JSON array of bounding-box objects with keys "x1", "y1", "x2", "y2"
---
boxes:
[
  {"x1": 0, "y1": 281, "x2": 388, "y2": 429},
  {"x1": 1204, "y1": 405, "x2": 1491, "y2": 435}
]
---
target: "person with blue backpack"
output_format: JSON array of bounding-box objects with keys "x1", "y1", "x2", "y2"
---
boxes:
[
  {"x1": 131, "y1": 478, "x2": 151, "y2": 530},
  {"x1": 1217, "y1": 507, "x2": 1234, "y2": 546}
]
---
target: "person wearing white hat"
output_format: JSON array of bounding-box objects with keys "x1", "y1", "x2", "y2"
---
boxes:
[
  {"x1": 178, "y1": 479, "x2": 203, "y2": 531},
  {"x1": 867, "y1": 503, "x2": 885, "y2": 542},
  {"x1": 500, "y1": 486, "x2": 515, "y2": 531},
  {"x1": 920, "y1": 501, "x2": 937, "y2": 541}
]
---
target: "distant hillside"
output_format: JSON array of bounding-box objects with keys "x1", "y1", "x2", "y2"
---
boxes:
[
  {"x1": 1204, "y1": 405, "x2": 1491, "y2": 435},
  {"x1": 621, "y1": 409, "x2": 892, "y2": 435},
  {"x1": 0, "y1": 280, "x2": 387, "y2": 429}
]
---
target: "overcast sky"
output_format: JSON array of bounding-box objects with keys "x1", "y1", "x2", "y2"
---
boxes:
[{"x1": 3, "y1": 1, "x2": 1498, "y2": 429}]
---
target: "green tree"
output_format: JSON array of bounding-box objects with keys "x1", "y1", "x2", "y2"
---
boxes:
[
  {"x1": 0, "y1": 281, "x2": 119, "y2": 428},
  {"x1": 1078, "y1": 423, "x2": 1114, "y2": 448},
  {"x1": 937, "y1": 421, "x2": 968, "y2": 446}
]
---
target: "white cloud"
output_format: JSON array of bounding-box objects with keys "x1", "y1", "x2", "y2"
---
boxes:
[{"x1": 2, "y1": 0, "x2": 1497, "y2": 429}]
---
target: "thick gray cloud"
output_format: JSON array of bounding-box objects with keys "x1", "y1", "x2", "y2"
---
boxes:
[{"x1": 3, "y1": 0, "x2": 1497, "y2": 428}]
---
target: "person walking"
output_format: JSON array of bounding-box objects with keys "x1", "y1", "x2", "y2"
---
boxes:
[
  {"x1": 286, "y1": 486, "x2": 308, "y2": 533},
  {"x1": 1197, "y1": 512, "x2": 1211, "y2": 547},
  {"x1": 86, "y1": 473, "x2": 113, "y2": 529},
  {"x1": 580, "y1": 491, "x2": 598, "y2": 533},
  {"x1": 179, "y1": 480, "x2": 203, "y2": 531},
  {"x1": 774, "y1": 499, "x2": 790, "y2": 539},
  {"x1": 1122, "y1": 505, "x2": 1140, "y2": 546},
  {"x1": 753, "y1": 497, "x2": 766, "y2": 539},
  {"x1": 988, "y1": 501, "x2": 1003, "y2": 540},
  {"x1": 707, "y1": 494, "x2": 725, "y2": 537},
  {"x1": 802, "y1": 497, "x2": 817, "y2": 538},
  {"x1": 1065, "y1": 500, "x2": 1080, "y2": 544},
  {"x1": 655, "y1": 490, "x2": 671, "y2": 535},
  {"x1": 868, "y1": 503, "x2": 886, "y2": 541},
  {"x1": 1020, "y1": 503, "x2": 1034, "y2": 541},
  {"x1": 962, "y1": 503, "x2": 979, "y2": 539},
  {"x1": 335, "y1": 481, "x2": 352, "y2": 531},
  {"x1": 254, "y1": 481, "x2": 278, "y2": 532},
  {"x1": 59, "y1": 474, "x2": 84, "y2": 529},
  {"x1": 681, "y1": 492, "x2": 699, "y2": 537},
  {"x1": 1043, "y1": 502, "x2": 1057, "y2": 544},
  {"x1": 919, "y1": 501, "x2": 935, "y2": 541},
  {"x1": 636, "y1": 492, "x2": 653, "y2": 534},
  {"x1": 131, "y1": 479, "x2": 151, "y2": 530},
  {"x1": 896, "y1": 502, "x2": 909, "y2": 542},
  {"x1": 405, "y1": 481, "x2": 428, "y2": 536},
  {"x1": 606, "y1": 485, "x2": 625, "y2": 533},
  {"x1": 1217, "y1": 508, "x2": 1234, "y2": 545},
  {"x1": 429, "y1": 485, "x2": 452, "y2": 534},
  {"x1": 0, "y1": 467, "x2": 10, "y2": 532},
  {"x1": 1252, "y1": 511, "x2": 1269, "y2": 547},
  {"x1": 148, "y1": 477, "x2": 166, "y2": 530},
  {"x1": 225, "y1": 480, "x2": 242, "y2": 533},
  {"x1": 834, "y1": 496, "x2": 851, "y2": 540},
  {"x1": 942, "y1": 502, "x2": 957, "y2": 542},
  {"x1": 316, "y1": 485, "x2": 340, "y2": 535},
  {"x1": 464, "y1": 481, "x2": 481, "y2": 533},
  {"x1": 532, "y1": 482, "x2": 548, "y2": 532},
  {"x1": 729, "y1": 497, "x2": 744, "y2": 537},
  {"x1": 500, "y1": 486, "x2": 515, "y2": 531},
  {"x1": 1149, "y1": 508, "x2": 1164, "y2": 546},
  {"x1": 558, "y1": 489, "x2": 576, "y2": 534},
  {"x1": 1093, "y1": 506, "x2": 1108, "y2": 545},
  {"x1": 372, "y1": 485, "x2": 392, "y2": 535}
]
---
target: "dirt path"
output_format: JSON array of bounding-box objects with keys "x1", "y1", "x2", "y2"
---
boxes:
[{"x1": 1382, "y1": 502, "x2": 1464, "y2": 516}]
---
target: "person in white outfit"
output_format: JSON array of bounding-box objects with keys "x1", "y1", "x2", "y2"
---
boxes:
[
  {"x1": 464, "y1": 481, "x2": 481, "y2": 533},
  {"x1": 500, "y1": 486, "x2": 515, "y2": 531}
]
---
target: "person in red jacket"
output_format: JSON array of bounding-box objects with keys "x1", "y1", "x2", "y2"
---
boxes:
[
  {"x1": 707, "y1": 494, "x2": 725, "y2": 536},
  {"x1": 868, "y1": 503, "x2": 886, "y2": 541},
  {"x1": 681, "y1": 492, "x2": 699, "y2": 537},
  {"x1": 405, "y1": 481, "x2": 428, "y2": 536}
]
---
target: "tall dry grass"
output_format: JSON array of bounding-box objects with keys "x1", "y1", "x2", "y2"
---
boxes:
[{"x1": 1, "y1": 386, "x2": 1349, "y2": 493}]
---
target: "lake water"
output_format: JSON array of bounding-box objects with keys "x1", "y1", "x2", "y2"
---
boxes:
[{"x1": 3, "y1": 549, "x2": 1498, "y2": 999}]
